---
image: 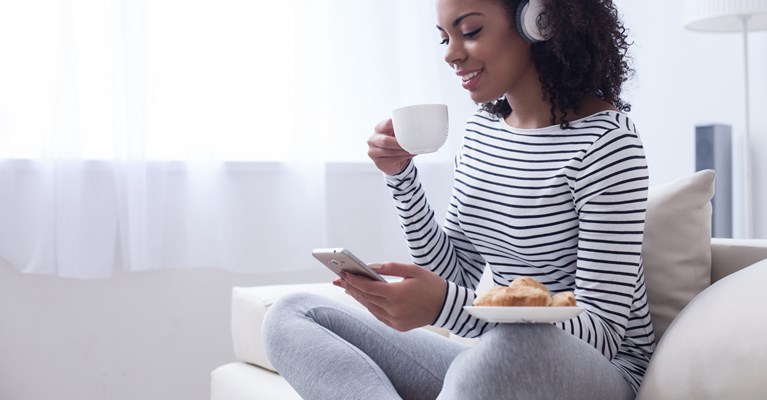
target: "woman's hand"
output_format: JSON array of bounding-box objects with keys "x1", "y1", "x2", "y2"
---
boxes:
[
  {"x1": 333, "y1": 262, "x2": 446, "y2": 332},
  {"x1": 367, "y1": 119, "x2": 414, "y2": 176}
]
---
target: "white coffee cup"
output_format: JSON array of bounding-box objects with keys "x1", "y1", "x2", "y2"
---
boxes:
[{"x1": 391, "y1": 104, "x2": 449, "y2": 154}]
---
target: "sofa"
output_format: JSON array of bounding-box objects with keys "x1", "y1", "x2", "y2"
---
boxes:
[{"x1": 210, "y1": 170, "x2": 767, "y2": 399}]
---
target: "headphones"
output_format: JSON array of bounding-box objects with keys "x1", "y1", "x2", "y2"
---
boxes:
[{"x1": 516, "y1": 0, "x2": 551, "y2": 43}]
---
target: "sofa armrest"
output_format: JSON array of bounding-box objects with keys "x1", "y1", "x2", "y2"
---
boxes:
[
  {"x1": 230, "y1": 282, "x2": 451, "y2": 373},
  {"x1": 710, "y1": 238, "x2": 767, "y2": 283}
]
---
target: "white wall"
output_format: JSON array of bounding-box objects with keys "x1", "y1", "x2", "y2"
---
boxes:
[
  {"x1": 617, "y1": 0, "x2": 767, "y2": 238},
  {"x1": 2, "y1": 2, "x2": 766, "y2": 400}
]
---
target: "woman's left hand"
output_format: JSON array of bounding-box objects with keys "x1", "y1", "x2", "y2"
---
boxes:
[{"x1": 333, "y1": 262, "x2": 447, "y2": 332}]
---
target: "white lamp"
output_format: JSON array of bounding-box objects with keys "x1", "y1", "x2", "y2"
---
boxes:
[{"x1": 683, "y1": 0, "x2": 767, "y2": 239}]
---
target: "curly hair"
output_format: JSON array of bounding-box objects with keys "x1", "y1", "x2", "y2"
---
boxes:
[{"x1": 483, "y1": 0, "x2": 633, "y2": 128}]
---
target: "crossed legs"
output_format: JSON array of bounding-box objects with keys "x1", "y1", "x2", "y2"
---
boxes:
[{"x1": 262, "y1": 293, "x2": 635, "y2": 400}]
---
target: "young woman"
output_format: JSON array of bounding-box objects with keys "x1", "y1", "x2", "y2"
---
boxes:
[{"x1": 263, "y1": 0, "x2": 654, "y2": 398}]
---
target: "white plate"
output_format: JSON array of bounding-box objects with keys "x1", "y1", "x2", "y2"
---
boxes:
[{"x1": 463, "y1": 306, "x2": 584, "y2": 323}]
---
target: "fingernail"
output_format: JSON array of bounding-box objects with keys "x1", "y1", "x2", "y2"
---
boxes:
[{"x1": 368, "y1": 263, "x2": 383, "y2": 270}]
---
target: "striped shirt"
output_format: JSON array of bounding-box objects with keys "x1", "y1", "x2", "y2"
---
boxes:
[{"x1": 385, "y1": 110, "x2": 655, "y2": 392}]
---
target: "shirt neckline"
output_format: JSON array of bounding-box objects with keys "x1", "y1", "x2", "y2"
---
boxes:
[{"x1": 497, "y1": 110, "x2": 620, "y2": 133}]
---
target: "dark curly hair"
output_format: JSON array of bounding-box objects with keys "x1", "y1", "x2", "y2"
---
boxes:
[{"x1": 484, "y1": 0, "x2": 633, "y2": 128}]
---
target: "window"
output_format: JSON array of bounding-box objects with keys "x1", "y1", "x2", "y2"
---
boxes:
[{"x1": 0, "y1": 0, "x2": 454, "y2": 162}]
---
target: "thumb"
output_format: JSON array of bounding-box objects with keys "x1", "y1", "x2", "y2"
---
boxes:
[
  {"x1": 369, "y1": 262, "x2": 420, "y2": 278},
  {"x1": 375, "y1": 118, "x2": 395, "y2": 137}
]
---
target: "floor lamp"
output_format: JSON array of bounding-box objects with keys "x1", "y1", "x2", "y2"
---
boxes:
[{"x1": 683, "y1": 0, "x2": 767, "y2": 239}]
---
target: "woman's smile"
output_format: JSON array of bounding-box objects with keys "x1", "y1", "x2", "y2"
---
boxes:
[{"x1": 458, "y1": 68, "x2": 483, "y2": 90}]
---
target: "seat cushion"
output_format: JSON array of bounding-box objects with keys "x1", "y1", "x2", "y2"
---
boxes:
[
  {"x1": 642, "y1": 169, "x2": 715, "y2": 340},
  {"x1": 211, "y1": 362, "x2": 301, "y2": 400},
  {"x1": 637, "y1": 259, "x2": 767, "y2": 399}
]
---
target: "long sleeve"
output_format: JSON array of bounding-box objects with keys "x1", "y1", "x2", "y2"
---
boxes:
[
  {"x1": 556, "y1": 121, "x2": 650, "y2": 364},
  {"x1": 384, "y1": 159, "x2": 493, "y2": 337}
]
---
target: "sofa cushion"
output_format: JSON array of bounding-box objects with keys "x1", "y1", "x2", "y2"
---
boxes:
[
  {"x1": 642, "y1": 169, "x2": 715, "y2": 340},
  {"x1": 637, "y1": 259, "x2": 767, "y2": 399},
  {"x1": 211, "y1": 362, "x2": 301, "y2": 400}
]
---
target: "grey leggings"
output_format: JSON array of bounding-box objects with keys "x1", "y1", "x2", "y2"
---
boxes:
[{"x1": 262, "y1": 293, "x2": 635, "y2": 400}]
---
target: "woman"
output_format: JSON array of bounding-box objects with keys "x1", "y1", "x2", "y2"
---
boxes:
[{"x1": 263, "y1": 0, "x2": 654, "y2": 398}]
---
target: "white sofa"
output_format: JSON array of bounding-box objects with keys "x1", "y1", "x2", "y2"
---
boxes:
[{"x1": 210, "y1": 171, "x2": 767, "y2": 399}]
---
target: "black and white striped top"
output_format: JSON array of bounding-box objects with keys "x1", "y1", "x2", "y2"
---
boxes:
[{"x1": 385, "y1": 110, "x2": 655, "y2": 392}]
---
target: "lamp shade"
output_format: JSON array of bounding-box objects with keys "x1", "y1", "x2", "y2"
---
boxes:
[{"x1": 684, "y1": 0, "x2": 767, "y2": 31}]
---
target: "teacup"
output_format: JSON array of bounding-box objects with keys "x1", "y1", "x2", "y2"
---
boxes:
[{"x1": 391, "y1": 104, "x2": 449, "y2": 154}]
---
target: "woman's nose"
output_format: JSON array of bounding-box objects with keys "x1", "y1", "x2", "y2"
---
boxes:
[{"x1": 443, "y1": 40, "x2": 466, "y2": 67}]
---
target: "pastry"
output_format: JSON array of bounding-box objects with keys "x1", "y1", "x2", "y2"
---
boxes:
[
  {"x1": 473, "y1": 277, "x2": 576, "y2": 307},
  {"x1": 550, "y1": 291, "x2": 577, "y2": 307}
]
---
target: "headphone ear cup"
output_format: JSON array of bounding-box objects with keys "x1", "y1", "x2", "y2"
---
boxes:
[{"x1": 516, "y1": 0, "x2": 549, "y2": 43}]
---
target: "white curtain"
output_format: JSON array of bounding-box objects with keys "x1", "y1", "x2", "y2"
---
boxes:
[{"x1": 0, "y1": 0, "x2": 459, "y2": 278}]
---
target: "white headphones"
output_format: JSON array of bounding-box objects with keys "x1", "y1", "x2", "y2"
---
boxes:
[{"x1": 516, "y1": 0, "x2": 551, "y2": 43}]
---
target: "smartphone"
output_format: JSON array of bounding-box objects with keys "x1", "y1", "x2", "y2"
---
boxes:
[{"x1": 312, "y1": 248, "x2": 386, "y2": 282}]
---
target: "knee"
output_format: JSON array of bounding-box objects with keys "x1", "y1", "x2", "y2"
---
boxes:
[
  {"x1": 262, "y1": 292, "x2": 321, "y2": 351},
  {"x1": 439, "y1": 346, "x2": 494, "y2": 399},
  {"x1": 439, "y1": 324, "x2": 568, "y2": 399},
  {"x1": 483, "y1": 323, "x2": 570, "y2": 365},
  {"x1": 263, "y1": 291, "x2": 323, "y2": 327}
]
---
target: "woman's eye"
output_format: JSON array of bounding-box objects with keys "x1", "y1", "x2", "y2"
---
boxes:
[
  {"x1": 438, "y1": 27, "x2": 481, "y2": 45},
  {"x1": 463, "y1": 27, "x2": 482, "y2": 38}
]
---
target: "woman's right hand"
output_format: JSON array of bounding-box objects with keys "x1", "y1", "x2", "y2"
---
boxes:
[
  {"x1": 367, "y1": 118, "x2": 414, "y2": 176},
  {"x1": 332, "y1": 262, "x2": 447, "y2": 332}
]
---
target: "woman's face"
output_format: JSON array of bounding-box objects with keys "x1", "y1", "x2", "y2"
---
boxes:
[{"x1": 436, "y1": 0, "x2": 535, "y2": 104}]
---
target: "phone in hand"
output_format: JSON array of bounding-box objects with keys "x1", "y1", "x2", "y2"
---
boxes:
[{"x1": 312, "y1": 248, "x2": 386, "y2": 282}]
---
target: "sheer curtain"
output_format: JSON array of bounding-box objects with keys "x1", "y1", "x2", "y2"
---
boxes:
[{"x1": 0, "y1": 0, "x2": 460, "y2": 278}]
